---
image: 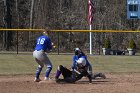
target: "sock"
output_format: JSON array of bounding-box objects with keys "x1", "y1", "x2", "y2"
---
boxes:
[
  {"x1": 45, "y1": 67, "x2": 52, "y2": 78},
  {"x1": 55, "y1": 70, "x2": 61, "y2": 79},
  {"x1": 36, "y1": 67, "x2": 42, "y2": 79}
]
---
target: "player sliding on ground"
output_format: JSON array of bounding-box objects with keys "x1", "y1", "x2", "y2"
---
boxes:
[
  {"x1": 55, "y1": 57, "x2": 92, "y2": 83},
  {"x1": 55, "y1": 48, "x2": 106, "y2": 83}
]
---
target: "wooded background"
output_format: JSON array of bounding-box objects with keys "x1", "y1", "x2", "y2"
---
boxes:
[{"x1": 0, "y1": 0, "x2": 140, "y2": 54}]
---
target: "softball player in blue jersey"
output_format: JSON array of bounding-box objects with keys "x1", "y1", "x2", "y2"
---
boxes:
[
  {"x1": 72, "y1": 48, "x2": 93, "y2": 76},
  {"x1": 33, "y1": 31, "x2": 53, "y2": 82},
  {"x1": 72, "y1": 48, "x2": 106, "y2": 79}
]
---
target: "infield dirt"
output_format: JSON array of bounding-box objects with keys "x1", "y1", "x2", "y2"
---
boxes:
[{"x1": 0, "y1": 73, "x2": 140, "y2": 93}]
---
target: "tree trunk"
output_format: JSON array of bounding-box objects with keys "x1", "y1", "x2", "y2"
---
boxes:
[
  {"x1": 30, "y1": 0, "x2": 34, "y2": 28},
  {"x1": 4, "y1": 0, "x2": 13, "y2": 50}
]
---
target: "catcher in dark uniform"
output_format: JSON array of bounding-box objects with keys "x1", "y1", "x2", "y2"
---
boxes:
[{"x1": 55, "y1": 57, "x2": 92, "y2": 83}]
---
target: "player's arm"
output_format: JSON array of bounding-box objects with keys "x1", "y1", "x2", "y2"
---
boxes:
[
  {"x1": 72, "y1": 68, "x2": 86, "y2": 81},
  {"x1": 46, "y1": 38, "x2": 52, "y2": 50},
  {"x1": 72, "y1": 56, "x2": 77, "y2": 70},
  {"x1": 78, "y1": 68, "x2": 92, "y2": 83}
]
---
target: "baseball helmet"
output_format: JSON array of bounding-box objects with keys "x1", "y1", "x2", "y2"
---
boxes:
[
  {"x1": 76, "y1": 57, "x2": 86, "y2": 67},
  {"x1": 74, "y1": 48, "x2": 81, "y2": 55}
]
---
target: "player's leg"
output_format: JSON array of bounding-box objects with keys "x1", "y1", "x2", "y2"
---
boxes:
[
  {"x1": 44, "y1": 65, "x2": 52, "y2": 80},
  {"x1": 55, "y1": 65, "x2": 72, "y2": 79},
  {"x1": 55, "y1": 65, "x2": 62, "y2": 80},
  {"x1": 86, "y1": 63, "x2": 106, "y2": 80},
  {"x1": 34, "y1": 58, "x2": 44, "y2": 82},
  {"x1": 42, "y1": 53, "x2": 53, "y2": 80},
  {"x1": 33, "y1": 51, "x2": 44, "y2": 82},
  {"x1": 60, "y1": 65, "x2": 72, "y2": 78},
  {"x1": 86, "y1": 63, "x2": 93, "y2": 76},
  {"x1": 92, "y1": 72, "x2": 106, "y2": 79},
  {"x1": 55, "y1": 65, "x2": 72, "y2": 83}
]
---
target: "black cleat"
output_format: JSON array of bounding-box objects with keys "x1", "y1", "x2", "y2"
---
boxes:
[{"x1": 92, "y1": 73, "x2": 106, "y2": 79}]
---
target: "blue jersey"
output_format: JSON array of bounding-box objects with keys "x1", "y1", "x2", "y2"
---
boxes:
[
  {"x1": 34, "y1": 35, "x2": 52, "y2": 51},
  {"x1": 72, "y1": 53, "x2": 91, "y2": 70}
]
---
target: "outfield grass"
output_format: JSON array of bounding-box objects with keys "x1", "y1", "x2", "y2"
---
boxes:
[
  {"x1": 88, "y1": 55, "x2": 140, "y2": 72},
  {"x1": 0, "y1": 54, "x2": 140, "y2": 75}
]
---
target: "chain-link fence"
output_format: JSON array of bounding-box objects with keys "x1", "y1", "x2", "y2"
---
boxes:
[{"x1": 0, "y1": 30, "x2": 140, "y2": 55}]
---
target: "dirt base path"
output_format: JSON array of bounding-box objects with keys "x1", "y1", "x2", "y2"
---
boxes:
[{"x1": 0, "y1": 73, "x2": 140, "y2": 93}]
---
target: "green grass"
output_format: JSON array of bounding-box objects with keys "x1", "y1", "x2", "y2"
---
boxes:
[
  {"x1": 88, "y1": 55, "x2": 140, "y2": 72},
  {"x1": 0, "y1": 54, "x2": 140, "y2": 75}
]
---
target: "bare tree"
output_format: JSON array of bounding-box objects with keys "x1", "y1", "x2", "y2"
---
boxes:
[
  {"x1": 3, "y1": 0, "x2": 13, "y2": 50},
  {"x1": 30, "y1": 0, "x2": 34, "y2": 28}
]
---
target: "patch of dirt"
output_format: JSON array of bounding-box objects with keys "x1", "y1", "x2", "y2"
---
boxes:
[{"x1": 0, "y1": 73, "x2": 140, "y2": 93}]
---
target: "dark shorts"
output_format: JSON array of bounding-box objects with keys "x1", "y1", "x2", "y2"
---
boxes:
[{"x1": 59, "y1": 65, "x2": 72, "y2": 79}]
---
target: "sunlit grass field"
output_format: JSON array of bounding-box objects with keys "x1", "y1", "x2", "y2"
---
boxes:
[{"x1": 0, "y1": 53, "x2": 140, "y2": 75}]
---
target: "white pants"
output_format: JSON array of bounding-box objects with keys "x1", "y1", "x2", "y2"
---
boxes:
[{"x1": 33, "y1": 50, "x2": 52, "y2": 68}]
